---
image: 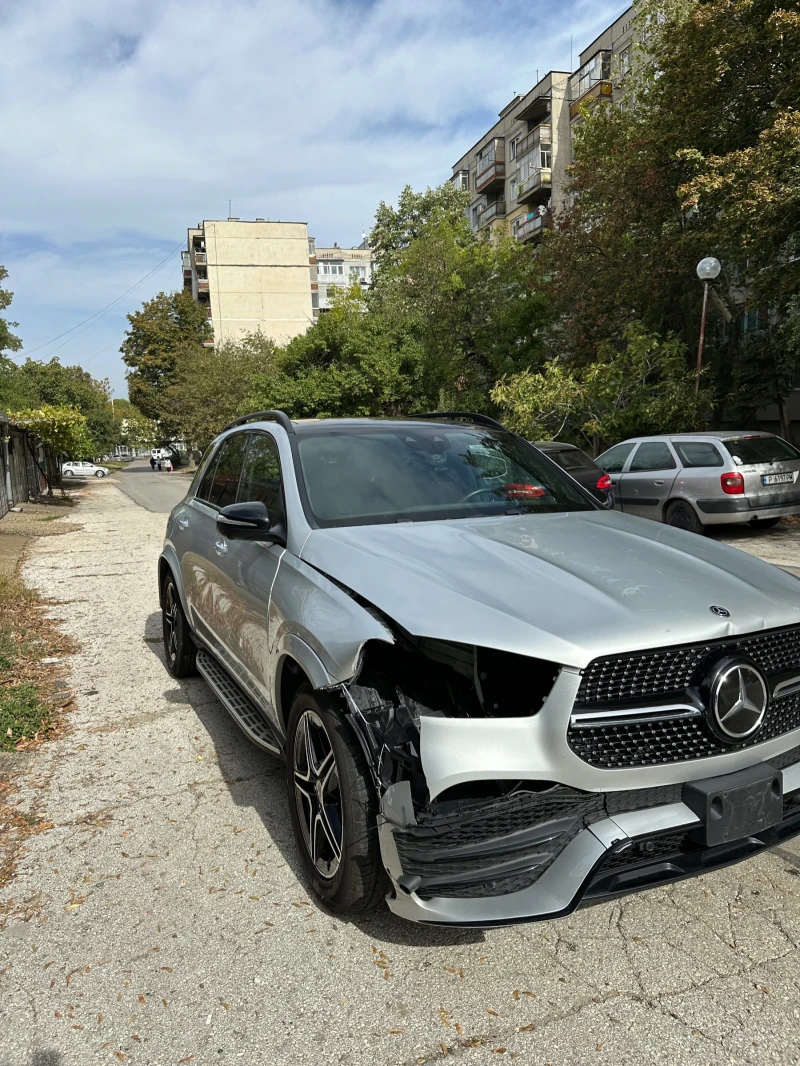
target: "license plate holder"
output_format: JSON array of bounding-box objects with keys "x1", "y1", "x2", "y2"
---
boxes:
[
  {"x1": 762, "y1": 472, "x2": 793, "y2": 485},
  {"x1": 683, "y1": 763, "x2": 783, "y2": 847}
]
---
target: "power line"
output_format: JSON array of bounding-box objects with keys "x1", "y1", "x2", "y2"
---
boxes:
[{"x1": 19, "y1": 240, "x2": 184, "y2": 359}]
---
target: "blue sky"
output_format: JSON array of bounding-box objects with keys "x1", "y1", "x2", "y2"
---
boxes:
[{"x1": 1, "y1": 0, "x2": 626, "y2": 397}]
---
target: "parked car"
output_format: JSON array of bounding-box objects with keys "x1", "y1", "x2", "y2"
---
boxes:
[
  {"x1": 534, "y1": 440, "x2": 613, "y2": 506},
  {"x1": 62, "y1": 461, "x2": 110, "y2": 478},
  {"x1": 596, "y1": 431, "x2": 800, "y2": 534},
  {"x1": 159, "y1": 411, "x2": 800, "y2": 925}
]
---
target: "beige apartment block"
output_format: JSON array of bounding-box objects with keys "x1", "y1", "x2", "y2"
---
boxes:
[
  {"x1": 182, "y1": 219, "x2": 315, "y2": 346},
  {"x1": 315, "y1": 242, "x2": 375, "y2": 312},
  {"x1": 451, "y1": 5, "x2": 635, "y2": 246}
]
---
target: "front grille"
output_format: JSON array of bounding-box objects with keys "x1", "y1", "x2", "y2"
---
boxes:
[
  {"x1": 569, "y1": 694, "x2": 800, "y2": 768},
  {"x1": 578, "y1": 625, "x2": 800, "y2": 705}
]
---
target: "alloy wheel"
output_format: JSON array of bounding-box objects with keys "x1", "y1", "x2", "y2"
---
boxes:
[
  {"x1": 292, "y1": 709, "x2": 343, "y2": 879},
  {"x1": 163, "y1": 582, "x2": 179, "y2": 663}
]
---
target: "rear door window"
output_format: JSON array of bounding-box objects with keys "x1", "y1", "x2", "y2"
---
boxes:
[
  {"x1": 629, "y1": 442, "x2": 677, "y2": 472},
  {"x1": 723, "y1": 436, "x2": 800, "y2": 465},
  {"x1": 673, "y1": 442, "x2": 724, "y2": 468},
  {"x1": 597, "y1": 442, "x2": 635, "y2": 473},
  {"x1": 207, "y1": 434, "x2": 249, "y2": 508}
]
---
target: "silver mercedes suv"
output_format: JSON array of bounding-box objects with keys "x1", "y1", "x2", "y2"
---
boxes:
[
  {"x1": 597, "y1": 431, "x2": 800, "y2": 533},
  {"x1": 159, "y1": 412, "x2": 800, "y2": 926}
]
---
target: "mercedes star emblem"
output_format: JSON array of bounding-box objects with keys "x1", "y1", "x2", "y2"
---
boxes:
[
  {"x1": 709, "y1": 659, "x2": 768, "y2": 740},
  {"x1": 709, "y1": 605, "x2": 730, "y2": 617}
]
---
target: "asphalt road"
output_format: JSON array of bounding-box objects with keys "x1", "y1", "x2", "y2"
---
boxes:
[
  {"x1": 116, "y1": 458, "x2": 190, "y2": 514},
  {"x1": 2, "y1": 485, "x2": 800, "y2": 1066}
]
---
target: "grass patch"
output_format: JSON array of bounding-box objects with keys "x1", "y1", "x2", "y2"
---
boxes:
[
  {"x1": 0, "y1": 572, "x2": 76, "y2": 752},
  {"x1": 0, "y1": 684, "x2": 49, "y2": 751}
]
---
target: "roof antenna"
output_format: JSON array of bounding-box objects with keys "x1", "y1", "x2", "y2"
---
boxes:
[{"x1": 228, "y1": 199, "x2": 232, "y2": 218}]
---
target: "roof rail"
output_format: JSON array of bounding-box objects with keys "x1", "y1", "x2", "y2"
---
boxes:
[
  {"x1": 407, "y1": 411, "x2": 507, "y2": 431},
  {"x1": 221, "y1": 410, "x2": 295, "y2": 435}
]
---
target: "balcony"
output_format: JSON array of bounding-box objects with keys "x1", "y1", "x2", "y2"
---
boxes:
[
  {"x1": 181, "y1": 250, "x2": 191, "y2": 272},
  {"x1": 475, "y1": 139, "x2": 505, "y2": 193},
  {"x1": 194, "y1": 251, "x2": 207, "y2": 266},
  {"x1": 202, "y1": 338, "x2": 214, "y2": 348},
  {"x1": 569, "y1": 50, "x2": 612, "y2": 119},
  {"x1": 196, "y1": 278, "x2": 210, "y2": 295},
  {"x1": 513, "y1": 210, "x2": 549, "y2": 243},
  {"x1": 514, "y1": 124, "x2": 550, "y2": 161},
  {"x1": 515, "y1": 168, "x2": 552, "y2": 204},
  {"x1": 477, "y1": 200, "x2": 506, "y2": 227}
]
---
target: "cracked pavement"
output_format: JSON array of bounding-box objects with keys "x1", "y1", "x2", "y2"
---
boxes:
[{"x1": 2, "y1": 482, "x2": 800, "y2": 1066}]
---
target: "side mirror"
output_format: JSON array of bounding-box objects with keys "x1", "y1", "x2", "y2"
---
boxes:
[{"x1": 216, "y1": 502, "x2": 284, "y2": 544}]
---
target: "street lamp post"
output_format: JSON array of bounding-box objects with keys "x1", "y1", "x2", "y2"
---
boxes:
[{"x1": 695, "y1": 256, "x2": 721, "y2": 393}]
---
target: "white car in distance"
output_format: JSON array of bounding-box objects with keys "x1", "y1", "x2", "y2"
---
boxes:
[{"x1": 62, "y1": 461, "x2": 110, "y2": 479}]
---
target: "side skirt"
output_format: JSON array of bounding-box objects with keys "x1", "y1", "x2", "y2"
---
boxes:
[{"x1": 196, "y1": 647, "x2": 283, "y2": 757}]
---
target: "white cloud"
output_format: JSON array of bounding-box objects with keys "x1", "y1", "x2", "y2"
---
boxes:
[{"x1": 2, "y1": 0, "x2": 627, "y2": 392}]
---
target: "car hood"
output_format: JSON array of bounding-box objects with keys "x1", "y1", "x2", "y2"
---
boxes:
[{"x1": 300, "y1": 510, "x2": 800, "y2": 668}]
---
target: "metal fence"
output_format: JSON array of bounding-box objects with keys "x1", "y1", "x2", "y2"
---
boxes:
[{"x1": 0, "y1": 414, "x2": 58, "y2": 517}]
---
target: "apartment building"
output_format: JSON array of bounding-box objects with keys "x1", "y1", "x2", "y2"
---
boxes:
[
  {"x1": 451, "y1": 6, "x2": 634, "y2": 244},
  {"x1": 182, "y1": 219, "x2": 316, "y2": 346},
  {"x1": 315, "y1": 241, "x2": 375, "y2": 312}
]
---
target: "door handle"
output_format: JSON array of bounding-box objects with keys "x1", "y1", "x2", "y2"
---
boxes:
[
  {"x1": 214, "y1": 538, "x2": 228, "y2": 556},
  {"x1": 653, "y1": 480, "x2": 665, "y2": 486},
  {"x1": 178, "y1": 516, "x2": 189, "y2": 529}
]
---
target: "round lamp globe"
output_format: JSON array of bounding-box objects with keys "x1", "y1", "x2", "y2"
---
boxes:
[{"x1": 697, "y1": 256, "x2": 721, "y2": 281}]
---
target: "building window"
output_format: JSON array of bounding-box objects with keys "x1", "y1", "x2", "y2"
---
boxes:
[{"x1": 540, "y1": 144, "x2": 552, "y2": 168}]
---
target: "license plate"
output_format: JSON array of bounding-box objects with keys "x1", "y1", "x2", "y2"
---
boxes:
[
  {"x1": 762, "y1": 472, "x2": 793, "y2": 485},
  {"x1": 683, "y1": 763, "x2": 783, "y2": 847}
]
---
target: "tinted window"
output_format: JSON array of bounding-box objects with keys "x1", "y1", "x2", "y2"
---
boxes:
[
  {"x1": 597, "y1": 442, "x2": 635, "y2": 473},
  {"x1": 549, "y1": 448, "x2": 597, "y2": 474},
  {"x1": 238, "y1": 433, "x2": 285, "y2": 524},
  {"x1": 296, "y1": 426, "x2": 595, "y2": 528},
  {"x1": 207, "y1": 434, "x2": 248, "y2": 508},
  {"x1": 195, "y1": 448, "x2": 220, "y2": 502},
  {"x1": 724, "y1": 436, "x2": 800, "y2": 465},
  {"x1": 629, "y1": 442, "x2": 676, "y2": 472},
  {"x1": 674, "y1": 442, "x2": 724, "y2": 468}
]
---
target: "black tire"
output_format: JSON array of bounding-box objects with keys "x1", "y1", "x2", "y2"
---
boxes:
[
  {"x1": 286, "y1": 686, "x2": 387, "y2": 914},
  {"x1": 63, "y1": 469, "x2": 74, "y2": 477},
  {"x1": 161, "y1": 571, "x2": 197, "y2": 677},
  {"x1": 95, "y1": 470, "x2": 106, "y2": 478},
  {"x1": 750, "y1": 517, "x2": 781, "y2": 529},
  {"x1": 665, "y1": 499, "x2": 705, "y2": 535}
]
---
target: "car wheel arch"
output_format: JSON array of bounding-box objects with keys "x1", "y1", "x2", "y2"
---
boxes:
[{"x1": 663, "y1": 495, "x2": 701, "y2": 521}]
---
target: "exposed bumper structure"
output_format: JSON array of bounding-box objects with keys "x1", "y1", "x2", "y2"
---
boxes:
[{"x1": 379, "y1": 760, "x2": 800, "y2": 926}]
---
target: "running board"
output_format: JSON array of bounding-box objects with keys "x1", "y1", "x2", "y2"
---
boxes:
[{"x1": 196, "y1": 648, "x2": 283, "y2": 756}]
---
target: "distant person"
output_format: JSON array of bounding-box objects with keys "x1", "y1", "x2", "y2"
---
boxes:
[
  {"x1": 165, "y1": 458, "x2": 173, "y2": 473},
  {"x1": 149, "y1": 455, "x2": 156, "y2": 471},
  {"x1": 157, "y1": 459, "x2": 162, "y2": 472}
]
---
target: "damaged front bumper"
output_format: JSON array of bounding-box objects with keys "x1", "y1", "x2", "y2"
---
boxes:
[{"x1": 378, "y1": 760, "x2": 800, "y2": 926}]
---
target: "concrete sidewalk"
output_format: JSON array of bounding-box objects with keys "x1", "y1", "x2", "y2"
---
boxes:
[{"x1": 2, "y1": 485, "x2": 800, "y2": 1066}]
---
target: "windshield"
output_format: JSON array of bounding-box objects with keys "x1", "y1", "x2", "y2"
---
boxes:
[
  {"x1": 723, "y1": 436, "x2": 800, "y2": 465},
  {"x1": 296, "y1": 425, "x2": 596, "y2": 527}
]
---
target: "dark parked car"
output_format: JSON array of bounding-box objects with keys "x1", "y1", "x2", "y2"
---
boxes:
[{"x1": 534, "y1": 441, "x2": 613, "y2": 506}]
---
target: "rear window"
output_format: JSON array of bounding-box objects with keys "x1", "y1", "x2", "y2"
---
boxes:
[
  {"x1": 549, "y1": 448, "x2": 597, "y2": 474},
  {"x1": 724, "y1": 436, "x2": 800, "y2": 465},
  {"x1": 673, "y1": 442, "x2": 724, "y2": 468}
]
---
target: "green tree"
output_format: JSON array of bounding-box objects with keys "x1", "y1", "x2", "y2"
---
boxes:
[
  {"x1": 373, "y1": 214, "x2": 548, "y2": 411},
  {"x1": 370, "y1": 182, "x2": 471, "y2": 273},
  {"x1": 9, "y1": 405, "x2": 94, "y2": 483},
  {"x1": 13, "y1": 358, "x2": 117, "y2": 454},
  {"x1": 538, "y1": 0, "x2": 800, "y2": 429},
  {"x1": 0, "y1": 266, "x2": 22, "y2": 356},
  {"x1": 121, "y1": 290, "x2": 210, "y2": 424},
  {"x1": 492, "y1": 323, "x2": 712, "y2": 450},
  {"x1": 159, "y1": 332, "x2": 278, "y2": 451},
  {"x1": 248, "y1": 288, "x2": 425, "y2": 419}
]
